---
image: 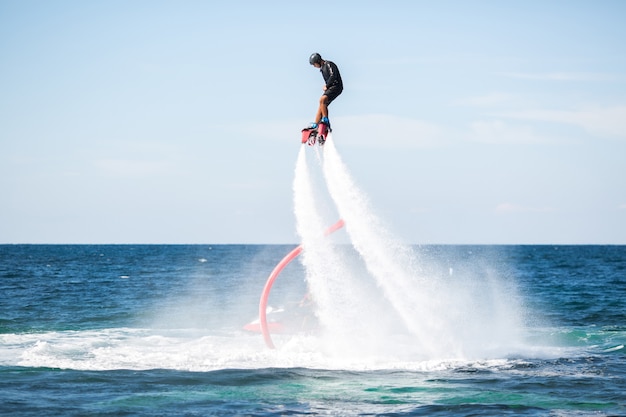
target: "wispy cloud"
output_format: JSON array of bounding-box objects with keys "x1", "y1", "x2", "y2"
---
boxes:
[
  {"x1": 497, "y1": 72, "x2": 620, "y2": 82},
  {"x1": 495, "y1": 203, "x2": 556, "y2": 214},
  {"x1": 453, "y1": 92, "x2": 514, "y2": 107},
  {"x1": 468, "y1": 120, "x2": 548, "y2": 144},
  {"x1": 409, "y1": 206, "x2": 431, "y2": 214},
  {"x1": 499, "y1": 106, "x2": 626, "y2": 139},
  {"x1": 335, "y1": 114, "x2": 446, "y2": 148},
  {"x1": 92, "y1": 140, "x2": 183, "y2": 178},
  {"x1": 96, "y1": 158, "x2": 175, "y2": 178}
]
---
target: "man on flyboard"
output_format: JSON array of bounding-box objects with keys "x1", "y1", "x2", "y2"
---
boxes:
[{"x1": 302, "y1": 53, "x2": 343, "y2": 146}]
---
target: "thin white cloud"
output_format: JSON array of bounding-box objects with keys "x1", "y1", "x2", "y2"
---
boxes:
[
  {"x1": 335, "y1": 114, "x2": 445, "y2": 148},
  {"x1": 91, "y1": 140, "x2": 184, "y2": 178},
  {"x1": 409, "y1": 206, "x2": 431, "y2": 214},
  {"x1": 500, "y1": 106, "x2": 626, "y2": 139},
  {"x1": 468, "y1": 120, "x2": 547, "y2": 144},
  {"x1": 495, "y1": 203, "x2": 556, "y2": 214},
  {"x1": 497, "y1": 72, "x2": 619, "y2": 82},
  {"x1": 96, "y1": 158, "x2": 174, "y2": 177},
  {"x1": 453, "y1": 92, "x2": 514, "y2": 107}
]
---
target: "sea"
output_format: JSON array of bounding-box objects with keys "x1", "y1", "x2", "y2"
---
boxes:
[{"x1": 1, "y1": 140, "x2": 625, "y2": 416}]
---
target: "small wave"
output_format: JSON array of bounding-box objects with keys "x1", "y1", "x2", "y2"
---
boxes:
[
  {"x1": 602, "y1": 344, "x2": 624, "y2": 353},
  {"x1": 0, "y1": 327, "x2": 605, "y2": 373}
]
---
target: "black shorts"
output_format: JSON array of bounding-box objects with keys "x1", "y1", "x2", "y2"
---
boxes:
[{"x1": 323, "y1": 85, "x2": 343, "y2": 104}]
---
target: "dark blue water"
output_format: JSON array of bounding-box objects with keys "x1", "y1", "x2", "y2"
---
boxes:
[{"x1": 1, "y1": 245, "x2": 625, "y2": 416}]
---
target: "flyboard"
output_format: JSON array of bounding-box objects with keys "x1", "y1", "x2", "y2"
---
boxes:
[
  {"x1": 301, "y1": 121, "x2": 330, "y2": 146},
  {"x1": 244, "y1": 219, "x2": 345, "y2": 349}
]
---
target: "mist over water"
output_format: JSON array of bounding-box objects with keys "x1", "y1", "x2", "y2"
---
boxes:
[
  {"x1": 2, "y1": 137, "x2": 534, "y2": 373},
  {"x1": 294, "y1": 136, "x2": 526, "y2": 361}
]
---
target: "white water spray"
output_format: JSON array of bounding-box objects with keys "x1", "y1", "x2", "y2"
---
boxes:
[
  {"x1": 293, "y1": 148, "x2": 383, "y2": 350},
  {"x1": 293, "y1": 136, "x2": 526, "y2": 360}
]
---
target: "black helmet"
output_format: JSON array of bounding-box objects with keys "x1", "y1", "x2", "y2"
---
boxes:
[{"x1": 309, "y1": 53, "x2": 322, "y2": 65}]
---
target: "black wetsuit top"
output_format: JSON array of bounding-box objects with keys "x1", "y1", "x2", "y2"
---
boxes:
[
  {"x1": 320, "y1": 60, "x2": 343, "y2": 102},
  {"x1": 321, "y1": 60, "x2": 343, "y2": 89}
]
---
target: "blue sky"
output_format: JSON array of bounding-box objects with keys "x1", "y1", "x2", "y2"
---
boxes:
[{"x1": 1, "y1": 0, "x2": 625, "y2": 244}]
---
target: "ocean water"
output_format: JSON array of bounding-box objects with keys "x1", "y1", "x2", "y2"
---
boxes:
[
  {"x1": 0, "y1": 244, "x2": 624, "y2": 416},
  {"x1": 2, "y1": 139, "x2": 625, "y2": 416}
]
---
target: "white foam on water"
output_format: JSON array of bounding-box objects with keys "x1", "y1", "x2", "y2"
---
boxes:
[
  {"x1": 0, "y1": 328, "x2": 549, "y2": 372},
  {"x1": 3, "y1": 329, "x2": 270, "y2": 371},
  {"x1": 1, "y1": 326, "x2": 586, "y2": 372}
]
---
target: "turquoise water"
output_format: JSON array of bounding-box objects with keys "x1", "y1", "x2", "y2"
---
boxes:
[{"x1": 1, "y1": 244, "x2": 624, "y2": 416}]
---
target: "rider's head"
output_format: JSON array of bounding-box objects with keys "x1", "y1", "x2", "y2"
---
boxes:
[{"x1": 309, "y1": 53, "x2": 323, "y2": 67}]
